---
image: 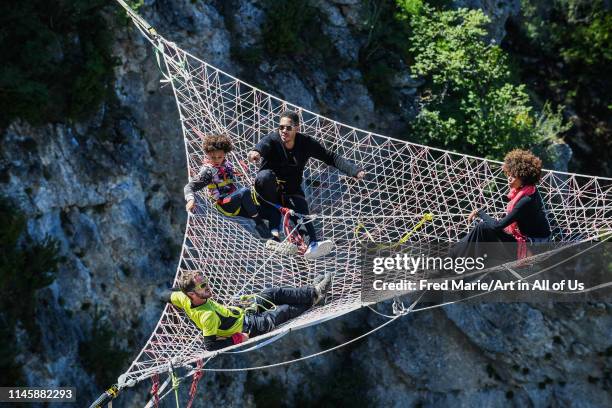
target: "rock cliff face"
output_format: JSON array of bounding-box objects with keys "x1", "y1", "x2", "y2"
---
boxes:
[{"x1": 1, "y1": 1, "x2": 608, "y2": 407}]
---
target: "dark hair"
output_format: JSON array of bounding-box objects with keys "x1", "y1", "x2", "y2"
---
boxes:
[
  {"x1": 279, "y1": 110, "x2": 300, "y2": 125},
  {"x1": 503, "y1": 149, "x2": 543, "y2": 185},
  {"x1": 202, "y1": 134, "x2": 232, "y2": 153},
  {"x1": 178, "y1": 270, "x2": 203, "y2": 293}
]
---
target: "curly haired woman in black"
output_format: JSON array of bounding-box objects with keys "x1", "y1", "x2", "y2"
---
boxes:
[{"x1": 452, "y1": 149, "x2": 551, "y2": 260}]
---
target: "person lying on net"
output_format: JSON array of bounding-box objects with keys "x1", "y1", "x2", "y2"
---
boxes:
[
  {"x1": 184, "y1": 133, "x2": 269, "y2": 238},
  {"x1": 165, "y1": 270, "x2": 332, "y2": 351},
  {"x1": 247, "y1": 110, "x2": 366, "y2": 260},
  {"x1": 451, "y1": 149, "x2": 551, "y2": 261}
]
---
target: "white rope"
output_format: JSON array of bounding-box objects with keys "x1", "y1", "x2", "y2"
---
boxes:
[
  {"x1": 136, "y1": 235, "x2": 607, "y2": 389},
  {"x1": 181, "y1": 234, "x2": 612, "y2": 375},
  {"x1": 201, "y1": 312, "x2": 405, "y2": 372},
  {"x1": 111, "y1": 0, "x2": 612, "y2": 388}
]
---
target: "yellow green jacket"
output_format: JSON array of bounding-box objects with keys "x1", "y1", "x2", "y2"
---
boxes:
[{"x1": 170, "y1": 292, "x2": 244, "y2": 337}]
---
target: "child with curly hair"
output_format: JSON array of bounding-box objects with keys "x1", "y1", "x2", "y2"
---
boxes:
[
  {"x1": 184, "y1": 134, "x2": 269, "y2": 238},
  {"x1": 453, "y1": 149, "x2": 551, "y2": 260}
]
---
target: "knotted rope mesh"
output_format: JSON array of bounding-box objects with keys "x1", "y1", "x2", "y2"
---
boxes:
[{"x1": 119, "y1": 37, "x2": 612, "y2": 387}]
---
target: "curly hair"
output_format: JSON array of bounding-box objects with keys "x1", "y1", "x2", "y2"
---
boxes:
[
  {"x1": 503, "y1": 149, "x2": 543, "y2": 185},
  {"x1": 202, "y1": 134, "x2": 233, "y2": 153},
  {"x1": 177, "y1": 270, "x2": 205, "y2": 293}
]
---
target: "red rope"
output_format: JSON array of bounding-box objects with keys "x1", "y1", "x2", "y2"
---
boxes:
[
  {"x1": 281, "y1": 208, "x2": 307, "y2": 254},
  {"x1": 150, "y1": 373, "x2": 160, "y2": 408},
  {"x1": 186, "y1": 360, "x2": 205, "y2": 408}
]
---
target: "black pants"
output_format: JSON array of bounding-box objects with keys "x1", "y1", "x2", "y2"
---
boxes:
[
  {"x1": 450, "y1": 222, "x2": 516, "y2": 264},
  {"x1": 217, "y1": 187, "x2": 259, "y2": 219},
  {"x1": 242, "y1": 286, "x2": 316, "y2": 337},
  {"x1": 254, "y1": 169, "x2": 317, "y2": 241}
]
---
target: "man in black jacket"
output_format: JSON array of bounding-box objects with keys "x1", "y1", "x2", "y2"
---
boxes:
[{"x1": 247, "y1": 111, "x2": 365, "y2": 259}]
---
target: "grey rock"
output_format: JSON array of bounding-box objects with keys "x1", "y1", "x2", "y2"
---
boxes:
[
  {"x1": 543, "y1": 142, "x2": 573, "y2": 173},
  {"x1": 231, "y1": 1, "x2": 266, "y2": 48},
  {"x1": 392, "y1": 72, "x2": 425, "y2": 88},
  {"x1": 554, "y1": 382, "x2": 612, "y2": 408},
  {"x1": 444, "y1": 303, "x2": 553, "y2": 357},
  {"x1": 271, "y1": 72, "x2": 317, "y2": 111},
  {"x1": 341, "y1": 1, "x2": 366, "y2": 27},
  {"x1": 316, "y1": 0, "x2": 348, "y2": 27},
  {"x1": 2, "y1": 1, "x2": 609, "y2": 407},
  {"x1": 331, "y1": 0, "x2": 360, "y2": 4},
  {"x1": 325, "y1": 26, "x2": 361, "y2": 61}
]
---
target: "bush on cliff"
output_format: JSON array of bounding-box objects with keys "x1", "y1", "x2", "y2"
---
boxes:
[
  {"x1": 0, "y1": 0, "x2": 117, "y2": 127},
  {"x1": 398, "y1": 2, "x2": 570, "y2": 159},
  {"x1": 0, "y1": 197, "x2": 61, "y2": 385}
]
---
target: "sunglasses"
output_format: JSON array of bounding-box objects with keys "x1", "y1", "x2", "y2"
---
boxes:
[
  {"x1": 193, "y1": 277, "x2": 209, "y2": 290},
  {"x1": 278, "y1": 125, "x2": 293, "y2": 131}
]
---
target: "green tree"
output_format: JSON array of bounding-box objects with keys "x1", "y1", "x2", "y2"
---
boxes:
[
  {"x1": 0, "y1": 0, "x2": 117, "y2": 127},
  {"x1": 0, "y1": 198, "x2": 61, "y2": 385},
  {"x1": 507, "y1": 0, "x2": 611, "y2": 174},
  {"x1": 519, "y1": 0, "x2": 611, "y2": 67},
  {"x1": 261, "y1": 0, "x2": 335, "y2": 61},
  {"x1": 400, "y1": 4, "x2": 569, "y2": 159},
  {"x1": 78, "y1": 309, "x2": 130, "y2": 388},
  {"x1": 357, "y1": 0, "x2": 414, "y2": 109}
]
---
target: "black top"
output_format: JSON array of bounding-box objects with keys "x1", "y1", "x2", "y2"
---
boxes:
[
  {"x1": 254, "y1": 132, "x2": 362, "y2": 194},
  {"x1": 478, "y1": 188, "x2": 551, "y2": 238}
]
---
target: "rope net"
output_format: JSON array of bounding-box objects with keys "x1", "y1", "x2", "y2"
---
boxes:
[{"x1": 118, "y1": 35, "x2": 612, "y2": 387}]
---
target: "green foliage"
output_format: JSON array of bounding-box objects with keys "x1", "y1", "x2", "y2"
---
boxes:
[
  {"x1": 0, "y1": 318, "x2": 23, "y2": 386},
  {"x1": 396, "y1": 0, "x2": 424, "y2": 16},
  {"x1": 518, "y1": 0, "x2": 612, "y2": 110},
  {"x1": 246, "y1": 374, "x2": 285, "y2": 408},
  {"x1": 518, "y1": 0, "x2": 611, "y2": 110},
  {"x1": 361, "y1": 60, "x2": 400, "y2": 109},
  {"x1": 560, "y1": 12, "x2": 612, "y2": 66},
  {"x1": 533, "y1": 103, "x2": 573, "y2": 143},
  {"x1": 0, "y1": 197, "x2": 61, "y2": 385},
  {"x1": 78, "y1": 309, "x2": 130, "y2": 388},
  {"x1": 358, "y1": 0, "x2": 452, "y2": 109},
  {"x1": 115, "y1": 0, "x2": 145, "y2": 25},
  {"x1": 230, "y1": 0, "x2": 337, "y2": 79},
  {"x1": 358, "y1": 0, "x2": 413, "y2": 109},
  {"x1": 0, "y1": 0, "x2": 117, "y2": 127},
  {"x1": 520, "y1": 0, "x2": 611, "y2": 67},
  {"x1": 261, "y1": 0, "x2": 334, "y2": 60},
  {"x1": 507, "y1": 0, "x2": 610, "y2": 173},
  {"x1": 400, "y1": 5, "x2": 569, "y2": 159},
  {"x1": 126, "y1": 0, "x2": 144, "y2": 11}
]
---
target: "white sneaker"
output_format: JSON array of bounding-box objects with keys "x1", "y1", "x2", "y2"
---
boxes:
[
  {"x1": 265, "y1": 239, "x2": 298, "y2": 256},
  {"x1": 304, "y1": 240, "x2": 334, "y2": 260}
]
